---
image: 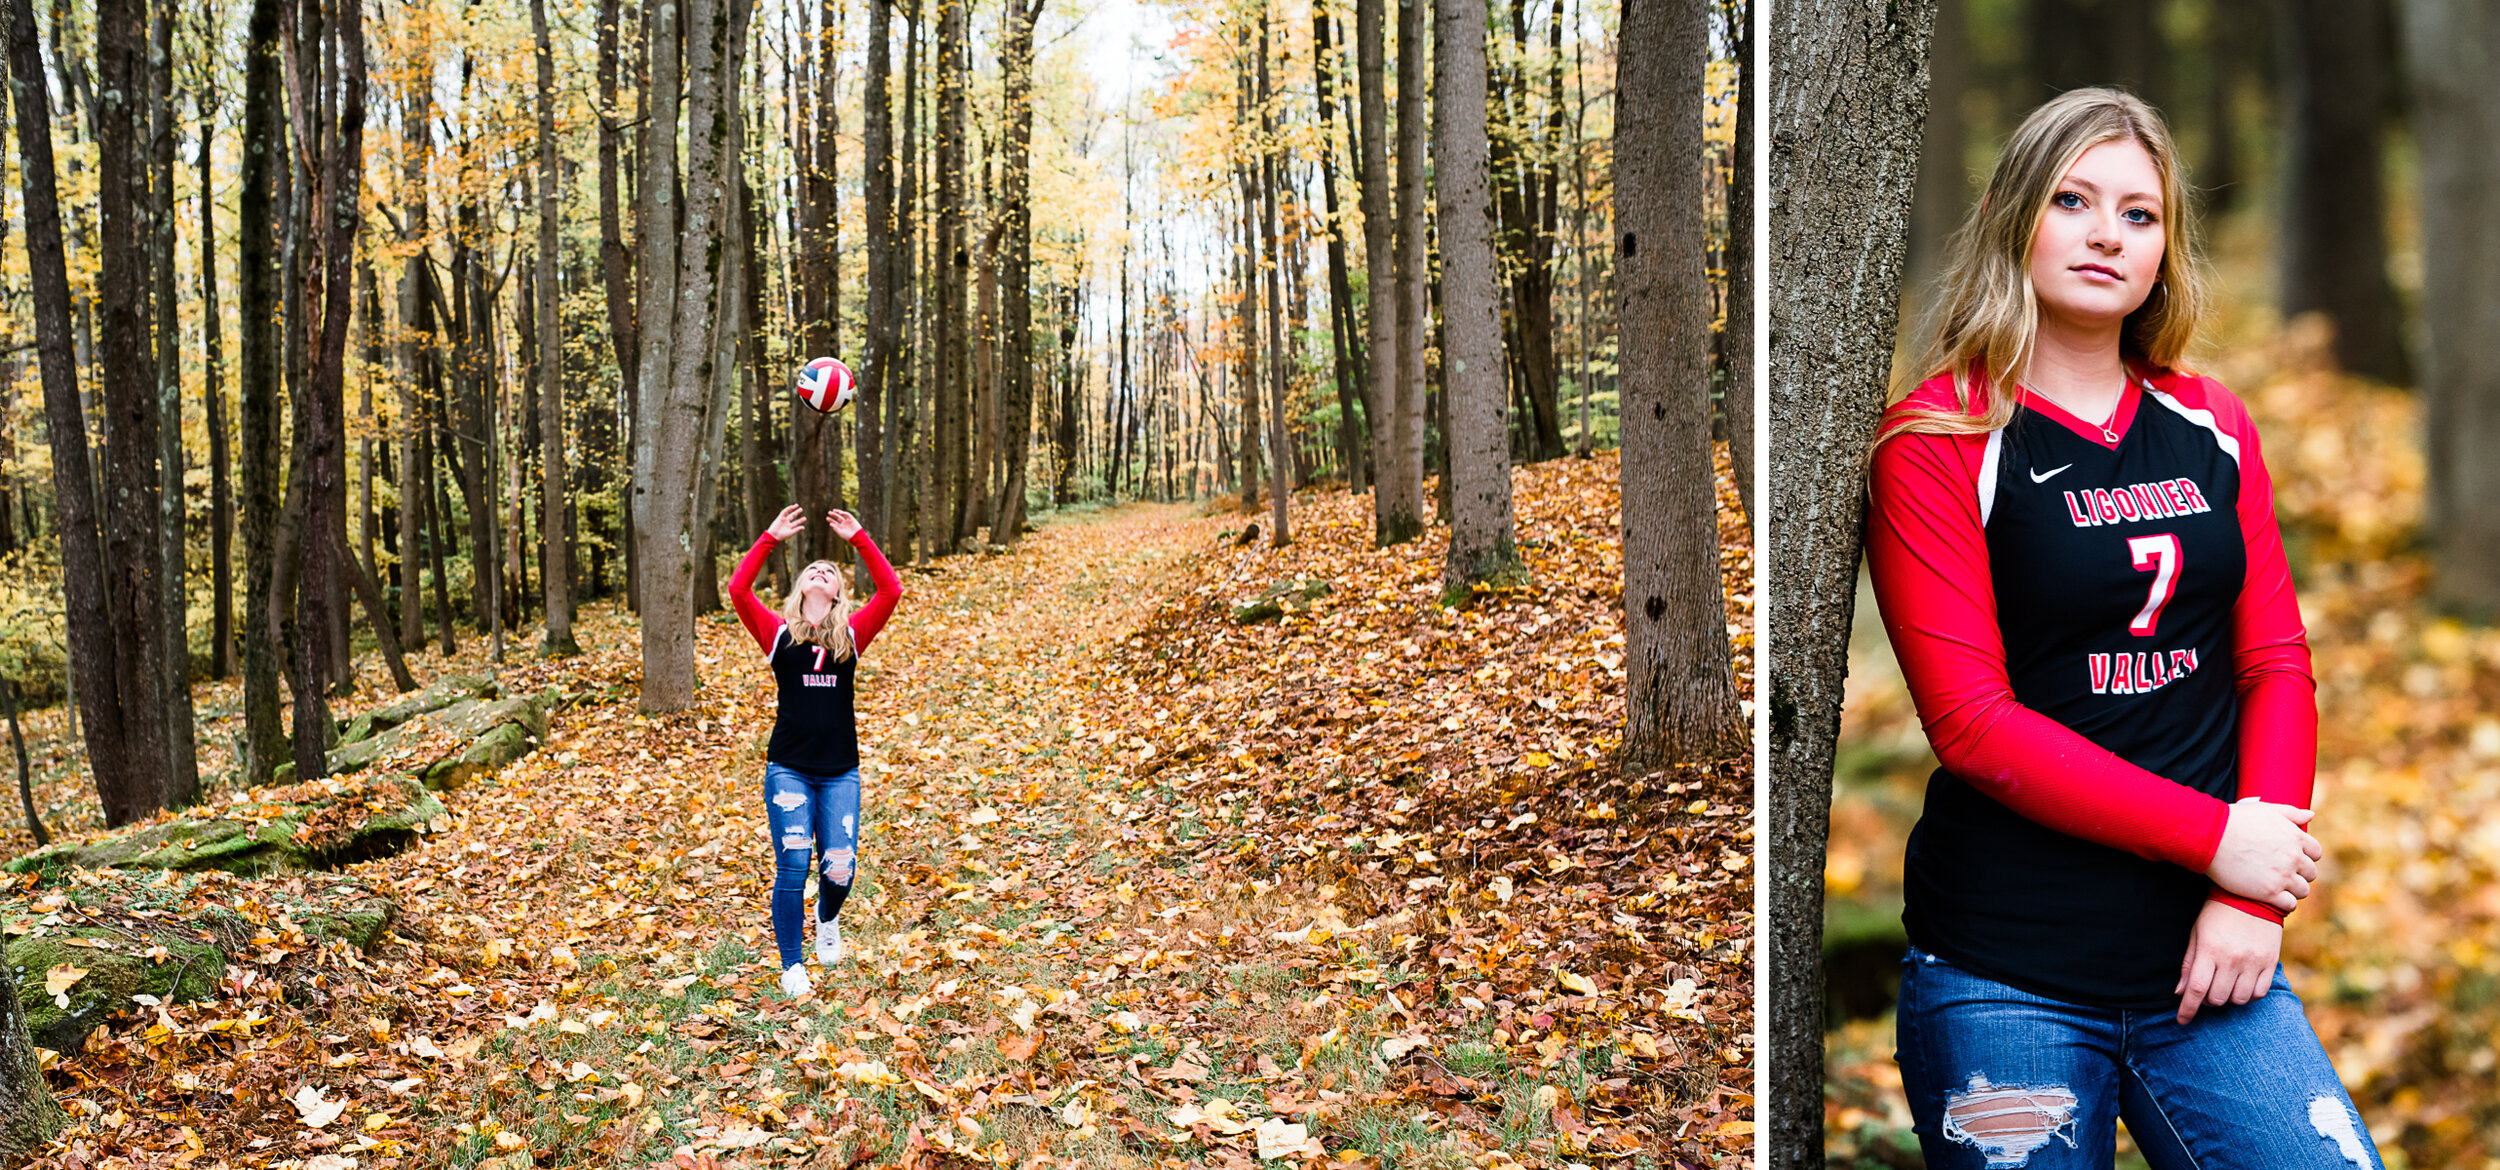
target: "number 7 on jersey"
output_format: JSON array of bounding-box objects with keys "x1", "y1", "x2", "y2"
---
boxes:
[{"x1": 2127, "y1": 534, "x2": 2182, "y2": 637}]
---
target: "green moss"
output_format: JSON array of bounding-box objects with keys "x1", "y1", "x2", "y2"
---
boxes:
[{"x1": 8, "y1": 929, "x2": 225, "y2": 1050}]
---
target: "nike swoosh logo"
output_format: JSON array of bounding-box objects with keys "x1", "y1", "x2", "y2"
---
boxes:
[{"x1": 2030, "y1": 464, "x2": 2074, "y2": 483}]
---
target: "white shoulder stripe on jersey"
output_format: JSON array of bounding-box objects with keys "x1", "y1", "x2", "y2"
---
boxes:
[
  {"x1": 769, "y1": 623, "x2": 789, "y2": 659},
  {"x1": 1977, "y1": 427, "x2": 2004, "y2": 527},
  {"x1": 2143, "y1": 381, "x2": 2242, "y2": 466}
]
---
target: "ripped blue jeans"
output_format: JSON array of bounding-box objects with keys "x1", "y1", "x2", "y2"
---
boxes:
[
  {"x1": 763, "y1": 763, "x2": 860, "y2": 968},
  {"x1": 1897, "y1": 945, "x2": 2384, "y2": 1170}
]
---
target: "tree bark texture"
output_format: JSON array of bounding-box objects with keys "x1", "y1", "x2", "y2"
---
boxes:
[
  {"x1": 1767, "y1": 0, "x2": 1933, "y2": 1163},
  {"x1": 238, "y1": 0, "x2": 288, "y2": 785},
  {"x1": 1357, "y1": 0, "x2": 1403, "y2": 540},
  {"x1": 1259, "y1": 11, "x2": 1291, "y2": 544},
  {"x1": 1387, "y1": 0, "x2": 1428, "y2": 543},
  {"x1": 1724, "y1": 0, "x2": 1756, "y2": 518},
  {"x1": 2406, "y1": 0, "x2": 2500, "y2": 615},
  {"x1": 535, "y1": 0, "x2": 579, "y2": 655},
  {"x1": 991, "y1": 0, "x2": 1042, "y2": 544},
  {"x1": 0, "y1": 939, "x2": 61, "y2": 1154},
  {"x1": 95, "y1": 0, "x2": 173, "y2": 818},
  {"x1": 8, "y1": 0, "x2": 139, "y2": 819},
  {"x1": 1617, "y1": 0, "x2": 1742, "y2": 771},
  {"x1": 1434, "y1": 0, "x2": 1517, "y2": 594},
  {"x1": 150, "y1": 0, "x2": 198, "y2": 805}
]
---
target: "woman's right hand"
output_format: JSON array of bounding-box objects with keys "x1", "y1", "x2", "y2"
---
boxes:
[
  {"x1": 766, "y1": 504, "x2": 807, "y2": 543},
  {"x1": 2205, "y1": 798, "x2": 2321, "y2": 913}
]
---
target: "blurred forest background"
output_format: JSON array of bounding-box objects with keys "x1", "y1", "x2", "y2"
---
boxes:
[{"x1": 1823, "y1": 0, "x2": 2500, "y2": 1167}]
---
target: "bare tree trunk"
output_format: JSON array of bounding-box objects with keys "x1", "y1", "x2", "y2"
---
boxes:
[
  {"x1": 1434, "y1": 0, "x2": 1516, "y2": 595},
  {"x1": 1618, "y1": 0, "x2": 1741, "y2": 771},
  {"x1": 1358, "y1": 0, "x2": 1405, "y2": 540},
  {"x1": 1385, "y1": 0, "x2": 1428, "y2": 543},
  {"x1": 1722, "y1": 0, "x2": 1754, "y2": 519},
  {"x1": 199, "y1": 79, "x2": 235, "y2": 679},
  {"x1": 991, "y1": 0, "x2": 1042, "y2": 543},
  {"x1": 9, "y1": 0, "x2": 139, "y2": 818},
  {"x1": 1316, "y1": 7, "x2": 1365, "y2": 494},
  {"x1": 1767, "y1": 0, "x2": 1935, "y2": 1162},
  {"x1": 96, "y1": 0, "x2": 172, "y2": 817},
  {"x1": 2279, "y1": 0, "x2": 2406, "y2": 384},
  {"x1": 935, "y1": 0, "x2": 966, "y2": 553},
  {"x1": 1258, "y1": 10, "x2": 1291, "y2": 543},
  {"x1": 237, "y1": 0, "x2": 288, "y2": 784},
  {"x1": 2409, "y1": 0, "x2": 2500, "y2": 613},
  {"x1": 150, "y1": 0, "x2": 197, "y2": 804},
  {"x1": 637, "y1": 0, "x2": 751, "y2": 710},
  {"x1": 598, "y1": 0, "x2": 637, "y2": 614},
  {"x1": 534, "y1": 0, "x2": 579, "y2": 655},
  {"x1": 860, "y1": 0, "x2": 898, "y2": 556}
]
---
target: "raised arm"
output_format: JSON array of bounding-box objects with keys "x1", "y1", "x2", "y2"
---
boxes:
[
  {"x1": 728, "y1": 505, "x2": 808, "y2": 656},
  {"x1": 847, "y1": 529, "x2": 902, "y2": 653}
]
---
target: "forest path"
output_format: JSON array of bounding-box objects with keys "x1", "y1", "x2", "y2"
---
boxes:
[
  {"x1": 364, "y1": 463, "x2": 1748, "y2": 1170},
  {"x1": 41, "y1": 468, "x2": 1747, "y2": 1169}
]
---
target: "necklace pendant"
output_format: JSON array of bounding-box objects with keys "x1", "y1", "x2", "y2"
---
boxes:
[{"x1": 2101, "y1": 426, "x2": 2120, "y2": 444}]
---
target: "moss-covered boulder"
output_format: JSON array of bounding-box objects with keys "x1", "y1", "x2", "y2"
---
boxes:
[
  {"x1": 4, "y1": 776, "x2": 446, "y2": 877},
  {"x1": 340, "y1": 673, "x2": 500, "y2": 745},
  {"x1": 6, "y1": 928, "x2": 225, "y2": 1051},
  {"x1": 322, "y1": 680, "x2": 555, "y2": 792},
  {"x1": 1231, "y1": 578, "x2": 1332, "y2": 624},
  {"x1": 5, "y1": 872, "x2": 396, "y2": 1051}
]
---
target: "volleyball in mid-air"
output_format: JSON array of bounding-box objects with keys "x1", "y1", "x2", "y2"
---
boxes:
[{"x1": 793, "y1": 356, "x2": 856, "y2": 413}]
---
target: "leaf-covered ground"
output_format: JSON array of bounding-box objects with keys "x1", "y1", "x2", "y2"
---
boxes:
[
  {"x1": 1824, "y1": 321, "x2": 2500, "y2": 1170},
  {"x1": 8, "y1": 450, "x2": 1751, "y2": 1169}
]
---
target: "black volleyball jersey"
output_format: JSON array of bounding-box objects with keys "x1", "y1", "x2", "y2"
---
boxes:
[
  {"x1": 1868, "y1": 371, "x2": 2318, "y2": 1009},
  {"x1": 765, "y1": 633, "x2": 863, "y2": 775}
]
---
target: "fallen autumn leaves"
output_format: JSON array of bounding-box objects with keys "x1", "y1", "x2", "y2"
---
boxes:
[{"x1": 4, "y1": 449, "x2": 1751, "y2": 1168}]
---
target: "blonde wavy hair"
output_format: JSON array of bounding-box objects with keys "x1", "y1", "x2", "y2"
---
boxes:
[
  {"x1": 1883, "y1": 87, "x2": 2210, "y2": 443},
  {"x1": 779, "y1": 560, "x2": 857, "y2": 661}
]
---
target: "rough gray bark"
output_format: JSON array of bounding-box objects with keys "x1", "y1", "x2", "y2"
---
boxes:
[
  {"x1": 1724, "y1": 0, "x2": 1755, "y2": 518},
  {"x1": 1389, "y1": 0, "x2": 1428, "y2": 540},
  {"x1": 597, "y1": 0, "x2": 636, "y2": 606},
  {"x1": 2408, "y1": 0, "x2": 2500, "y2": 615},
  {"x1": 397, "y1": 53, "x2": 431, "y2": 655},
  {"x1": 1434, "y1": 0, "x2": 1516, "y2": 595},
  {"x1": 1768, "y1": 0, "x2": 1933, "y2": 1163},
  {"x1": 1618, "y1": 0, "x2": 1741, "y2": 768},
  {"x1": 636, "y1": 0, "x2": 753, "y2": 709},
  {"x1": 2279, "y1": 0, "x2": 2406, "y2": 384},
  {"x1": 1357, "y1": 0, "x2": 1400, "y2": 538},
  {"x1": 1259, "y1": 11, "x2": 1291, "y2": 543},
  {"x1": 534, "y1": 0, "x2": 578, "y2": 656},
  {"x1": 991, "y1": 0, "x2": 1043, "y2": 544}
]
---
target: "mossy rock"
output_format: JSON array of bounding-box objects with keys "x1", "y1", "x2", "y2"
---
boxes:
[
  {"x1": 422, "y1": 723, "x2": 529, "y2": 791},
  {"x1": 338, "y1": 673, "x2": 500, "y2": 746},
  {"x1": 6, "y1": 777, "x2": 444, "y2": 877},
  {"x1": 1231, "y1": 579, "x2": 1333, "y2": 625},
  {"x1": 7, "y1": 929, "x2": 225, "y2": 1051},
  {"x1": 4, "y1": 817, "x2": 303, "y2": 878}
]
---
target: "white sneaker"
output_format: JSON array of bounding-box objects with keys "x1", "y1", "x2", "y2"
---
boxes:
[
  {"x1": 779, "y1": 963, "x2": 812, "y2": 998},
  {"x1": 816, "y1": 916, "x2": 844, "y2": 964}
]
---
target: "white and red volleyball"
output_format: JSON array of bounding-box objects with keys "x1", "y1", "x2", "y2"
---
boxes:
[{"x1": 792, "y1": 356, "x2": 856, "y2": 413}]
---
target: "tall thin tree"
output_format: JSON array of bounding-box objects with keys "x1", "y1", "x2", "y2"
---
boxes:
[{"x1": 534, "y1": 0, "x2": 579, "y2": 655}]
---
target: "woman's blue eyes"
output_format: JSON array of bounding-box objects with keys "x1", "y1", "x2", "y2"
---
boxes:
[{"x1": 2053, "y1": 191, "x2": 2159, "y2": 224}]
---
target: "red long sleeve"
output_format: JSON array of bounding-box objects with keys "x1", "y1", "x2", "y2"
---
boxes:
[
  {"x1": 847, "y1": 530, "x2": 901, "y2": 653},
  {"x1": 2204, "y1": 385, "x2": 2317, "y2": 924},
  {"x1": 727, "y1": 532, "x2": 785, "y2": 655}
]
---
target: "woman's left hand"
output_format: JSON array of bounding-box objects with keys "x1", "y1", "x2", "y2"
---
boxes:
[
  {"x1": 827, "y1": 509, "x2": 864, "y2": 540},
  {"x1": 2174, "y1": 898, "x2": 2285, "y2": 1025}
]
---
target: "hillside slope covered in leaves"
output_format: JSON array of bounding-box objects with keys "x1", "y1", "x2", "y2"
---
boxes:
[{"x1": 3, "y1": 453, "x2": 1751, "y2": 1169}]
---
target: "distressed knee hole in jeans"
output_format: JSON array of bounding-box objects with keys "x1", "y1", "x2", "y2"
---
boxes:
[
  {"x1": 1941, "y1": 1075, "x2": 2080, "y2": 1168},
  {"x1": 822, "y1": 847, "x2": 855, "y2": 884},
  {"x1": 780, "y1": 831, "x2": 813, "y2": 850},
  {"x1": 772, "y1": 790, "x2": 808, "y2": 811},
  {"x1": 2308, "y1": 1097, "x2": 2371, "y2": 1166}
]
